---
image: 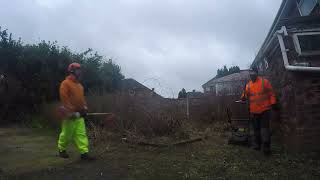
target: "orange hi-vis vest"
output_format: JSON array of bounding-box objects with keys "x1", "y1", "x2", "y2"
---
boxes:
[
  {"x1": 59, "y1": 75, "x2": 87, "y2": 112},
  {"x1": 241, "y1": 77, "x2": 276, "y2": 114}
]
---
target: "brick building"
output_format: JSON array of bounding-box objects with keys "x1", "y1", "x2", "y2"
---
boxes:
[
  {"x1": 252, "y1": 0, "x2": 320, "y2": 152},
  {"x1": 202, "y1": 70, "x2": 250, "y2": 96},
  {"x1": 187, "y1": 90, "x2": 204, "y2": 98}
]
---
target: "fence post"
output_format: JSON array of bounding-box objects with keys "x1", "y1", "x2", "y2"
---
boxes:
[{"x1": 186, "y1": 94, "x2": 190, "y2": 120}]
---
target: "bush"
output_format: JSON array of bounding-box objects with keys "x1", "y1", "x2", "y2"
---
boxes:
[
  {"x1": 86, "y1": 93, "x2": 186, "y2": 137},
  {"x1": 0, "y1": 27, "x2": 124, "y2": 124}
]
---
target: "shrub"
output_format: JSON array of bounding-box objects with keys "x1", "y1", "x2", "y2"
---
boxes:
[{"x1": 0, "y1": 27, "x2": 124, "y2": 124}]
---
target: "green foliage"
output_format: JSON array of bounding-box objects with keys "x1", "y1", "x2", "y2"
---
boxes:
[
  {"x1": 0, "y1": 27, "x2": 124, "y2": 123},
  {"x1": 216, "y1": 65, "x2": 240, "y2": 78},
  {"x1": 178, "y1": 88, "x2": 187, "y2": 98}
]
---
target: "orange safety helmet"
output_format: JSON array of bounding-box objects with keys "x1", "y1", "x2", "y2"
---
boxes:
[{"x1": 68, "y1": 63, "x2": 81, "y2": 73}]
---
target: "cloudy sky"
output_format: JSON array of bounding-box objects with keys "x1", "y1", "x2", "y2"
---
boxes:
[{"x1": 1, "y1": 0, "x2": 281, "y2": 97}]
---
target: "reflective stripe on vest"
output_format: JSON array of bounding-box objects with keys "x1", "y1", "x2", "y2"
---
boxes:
[
  {"x1": 248, "y1": 78, "x2": 264, "y2": 96},
  {"x1": 247, "y1": 77, "x2": 274, "y2": 113}
]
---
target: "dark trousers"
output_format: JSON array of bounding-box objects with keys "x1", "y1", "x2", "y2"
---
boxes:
[{"x1": 251, "y1": 110, "x2": 271, "y2": 151}]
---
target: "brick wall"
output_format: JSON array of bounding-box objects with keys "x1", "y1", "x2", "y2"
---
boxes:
[
  {"x1": 292, "y1": 73, "x2": 320, "y2": 151},
  {"x1": 261, "y1": 31, "x2": 320, "y2": 152}
]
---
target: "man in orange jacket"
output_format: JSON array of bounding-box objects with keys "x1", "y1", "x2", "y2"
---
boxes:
[
  {"x1": 58, "y1": 62, "x2": 94, "y2": 160},
  {"x1": 241, "y1": 67, "x2": 276, "y2": 155}
]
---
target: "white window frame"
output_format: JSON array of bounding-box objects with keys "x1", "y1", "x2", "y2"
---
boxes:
[
  {"x1": 297, "y1": 0, "x2": 318, "y2": 16},
  {"x1": 205, "y1": 86, "x2": 210, "y2": 92},
  {"x1": 264, "y1": 58, "x2": 269, "y2": 70},
  {"x1": 292, "y1": 31, "x2": 320, "y2": 56}
]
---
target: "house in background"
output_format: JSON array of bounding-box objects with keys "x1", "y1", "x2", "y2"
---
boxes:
[
  {"x1": 252, "y1": 0, "x2": 320, "y2": 152},
  {"x1": 202, "y1": 70, "x2": 250, "y2": 96},
  {"x1": 187, "y1": 90, "x2": 203, "y2": 98},
  {"x1": 120, "y1": 78, "x2": 162, "y2": 98}
]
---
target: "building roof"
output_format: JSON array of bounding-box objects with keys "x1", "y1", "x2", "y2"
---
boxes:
[
  {"x1": 120, "y1": 78, "x2": 148, "y2": 91},
  {"x1": 252, "y1": 0, "x2": 292, "y2": 66},
  {"x1": 120, "y1": 78, "x2": 162, "y2": 97},
  {"x1": 187, "y1": 90, "x2": 203, "y2": 97},
  {"x1": 202, "y1": 77, "x2": 217, "y2": 88},
  {"x1": 202, "y1": 70, "x2": 250, "y2": 88},
  {"x1": 251, "y1": 0, "x2": 320, "y2": 66}
]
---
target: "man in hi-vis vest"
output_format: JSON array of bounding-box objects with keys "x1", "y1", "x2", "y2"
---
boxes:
[
  {"x1": 241, "y1": 67, "x2": 276, "y2": 155},
  {"x1": 58, "y1": 62, "x2": 94, "y2": 160}
]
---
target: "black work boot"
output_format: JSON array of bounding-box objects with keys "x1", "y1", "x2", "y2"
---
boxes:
[
  {"x1": 253, "y1": 146, "x2": 261, "y2": 151},
  {"x1": 251, "y1": 142, "x2": 261, "y2": 151},
  {"x1": 263, "y1": 149, "x2": 271, "y2": 156},
  {"x1": 81, "y1": 153, "x2": 96, "y2": 161},
  {"x1": 263, "y1": 143, "x2": 271, "y2": 156},
  {"x1": 59, "y1": 150, "x2": 69, "y2": 159}
]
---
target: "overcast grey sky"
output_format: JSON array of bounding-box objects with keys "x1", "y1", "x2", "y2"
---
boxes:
[{"x1": 0, "y1": 0, "x2": 281, "y2": 97}]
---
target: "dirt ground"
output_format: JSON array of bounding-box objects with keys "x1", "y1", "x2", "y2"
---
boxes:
[{"x1": 1, "y1": 126, "x2": 320, "y2": 180}]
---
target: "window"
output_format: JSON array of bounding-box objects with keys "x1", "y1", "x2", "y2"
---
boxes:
[
  {"x1": 293, "y1": 32, "x2": 320, "y2": 56},
  {"x1": 297, "y1": 0, "x2": 318, "y2": 16}
]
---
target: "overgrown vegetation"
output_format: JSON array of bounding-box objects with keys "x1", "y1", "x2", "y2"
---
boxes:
[
  {"x1": 86, "y1": 94, "x2": 186, "y2": 138},
  {"x1": 0, "y1": 27, "x2": 124, "y2": 124}
]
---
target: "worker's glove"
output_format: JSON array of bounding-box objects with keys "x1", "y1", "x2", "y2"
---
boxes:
[{"x1": 71, "y1": 112, "x2": 81, "y2": 118}]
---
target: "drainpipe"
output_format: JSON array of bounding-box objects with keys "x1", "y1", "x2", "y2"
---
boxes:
[{"x1": 276, "y1": 26, "x2": 320, "y2": 72}]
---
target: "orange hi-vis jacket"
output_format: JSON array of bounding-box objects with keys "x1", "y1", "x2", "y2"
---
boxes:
[
  {"x1": 241, "y1": 77, "x2": 276, "y2": 114},
  {"x1": 59, "y1": 75, "x2": 87, "y2": 112}
]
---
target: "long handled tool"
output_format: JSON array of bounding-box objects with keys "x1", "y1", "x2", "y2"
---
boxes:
[
  {"x1": 54, "y1": 106, "x2": 113, "y2": 121},
  {"x1": 87, "y1": 113, "x2": 113, "y2": 116}
]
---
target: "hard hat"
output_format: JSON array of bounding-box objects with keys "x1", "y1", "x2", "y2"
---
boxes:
[{"x1": 68, "y1": 63, "x2": 81, "y2": 73}]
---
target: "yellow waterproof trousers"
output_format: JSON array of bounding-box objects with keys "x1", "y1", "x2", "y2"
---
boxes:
[{"x1": 58, "y1": 117, "x2": 89, "y2": 154}]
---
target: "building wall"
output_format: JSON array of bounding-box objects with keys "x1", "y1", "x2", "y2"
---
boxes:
[
  {"x1": 203, "y1": 84, "x2": 215, "y2": 95},
  {"x1": 215, "y1": 81, "x2": 246, "y2": 96},
  {"x1": 292, "y1": 73, "x2": 320, "y2": 151},
  {"x1": 204, "y1": 81, "x2": 247, "y2": 96},
  {"x1": 260, "y1": 26, "x2": 320, "y2": 152}
]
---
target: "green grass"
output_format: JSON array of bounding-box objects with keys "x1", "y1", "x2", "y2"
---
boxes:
[
  {"x1": 2, "y1": 123, "x2": 320, "y2": 180},
  {"x1": 98, "y1": 137, "x2": 320, "y2": 180}
]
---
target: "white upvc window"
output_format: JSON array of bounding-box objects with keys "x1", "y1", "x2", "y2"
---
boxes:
[
  {"x1": 297, "y1": 0, "x2": 318, "y2": 16},
  {"x1": 292, "y1": 31, "x2": 320, "y2": 56}
]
